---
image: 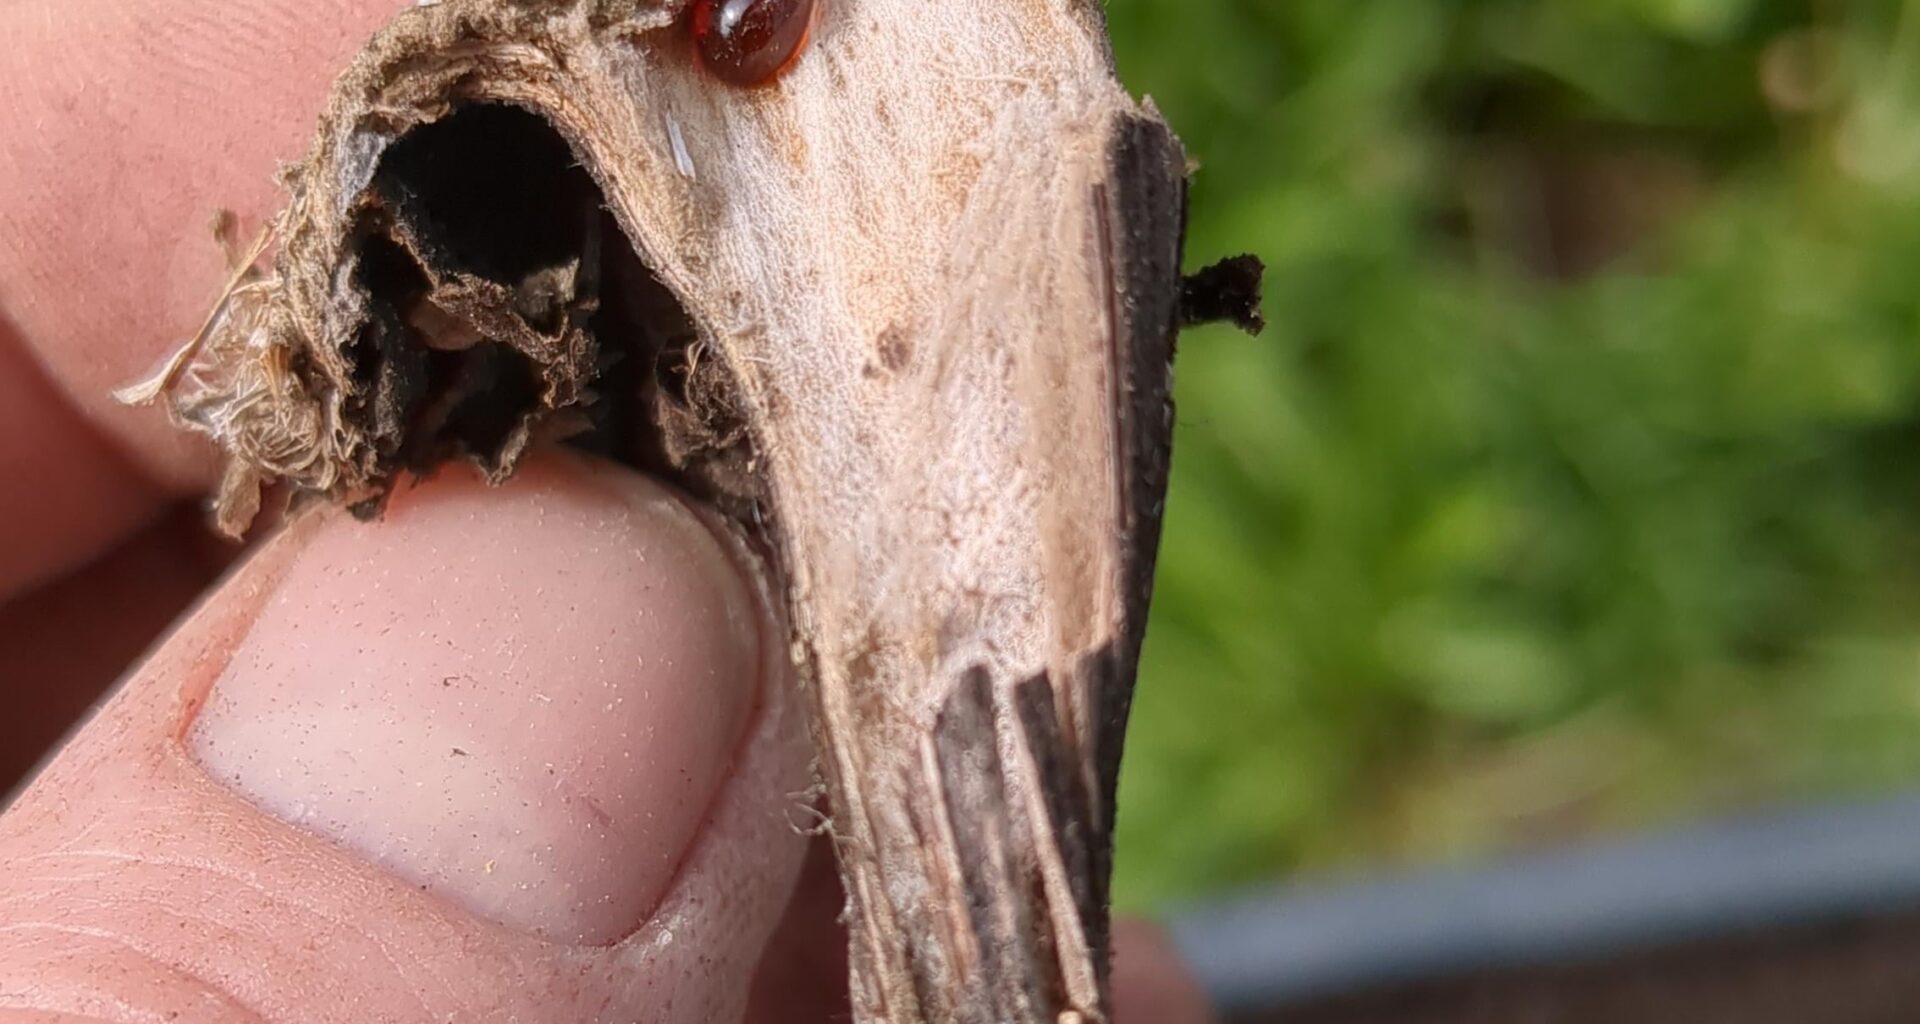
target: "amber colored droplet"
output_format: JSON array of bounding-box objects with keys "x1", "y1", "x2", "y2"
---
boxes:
[{"x1": 692, "y1": 0, "x2": 818, "y2": 87}]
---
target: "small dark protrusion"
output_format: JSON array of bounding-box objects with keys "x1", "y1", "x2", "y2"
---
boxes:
[
  {"x1": 348, "y1": 492, "x2": 390, "y2": 522},
  {"x1": 1180, "y1": 254, "x2": 1267, "y2": 335}
]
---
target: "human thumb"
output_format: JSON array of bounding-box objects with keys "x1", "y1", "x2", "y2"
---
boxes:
[{"x1": 0, "y1": 453, "x2": 809, "y2": 1023}]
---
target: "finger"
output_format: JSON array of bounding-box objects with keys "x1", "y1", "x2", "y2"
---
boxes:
[
  {"x1": 1113, "y1": 919, "x2": 1217, "y2": 1024},
  {"x1": 0, "y1": 331, "x2": 172, "y2": 598},
  {"x1": 745, "y1": 836, "x2": 850, "y2": 1024},
  {"x1": 0, "y1": 453, "x2": 811, "y2": 1022},
  {"x1": 0, "y1": 504, "x2": 233, "y2": 795},
  {"x1": 0, "y1": 0, "x2": 399, "y2": 596}
]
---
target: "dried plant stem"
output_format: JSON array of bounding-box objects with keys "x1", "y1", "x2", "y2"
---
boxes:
[{"x1": 121, "y1": 2, "x2": 1228, "y2": 1021}]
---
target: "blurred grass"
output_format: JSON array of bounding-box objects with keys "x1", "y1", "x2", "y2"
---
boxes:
[{"x1": 1106, "y1": 0, "x2": 1920, "y2": 910}]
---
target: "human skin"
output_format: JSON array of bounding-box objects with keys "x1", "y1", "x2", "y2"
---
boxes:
[{"x1": 0, "y1": 2, "x2": 1213, "y2": 1021}]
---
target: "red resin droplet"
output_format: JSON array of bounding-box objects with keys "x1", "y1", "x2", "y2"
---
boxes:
[{"x1": 692, "y1": 0, "x2": 817, "y2": 88}]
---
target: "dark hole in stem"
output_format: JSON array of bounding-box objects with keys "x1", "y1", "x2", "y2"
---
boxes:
[
  {"x1": 372, "y1": 105, "x2": 592, "y2": 286},
  {"x1": 347, "y1": 103, "x2": 705, "y2": 482}
]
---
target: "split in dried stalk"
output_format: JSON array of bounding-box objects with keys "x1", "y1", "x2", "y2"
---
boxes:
[{"x1": 120, "y1": 1, "x2": 1262, "y2": 1021}]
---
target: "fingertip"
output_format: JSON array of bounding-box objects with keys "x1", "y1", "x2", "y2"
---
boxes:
[
  {"x1": 191, "y1": 456, "x2": 768, "y2": 944},
  {"x1": 0, "y1": 0, "x2": 410, "y2": 595},
  {"x1": 2, "y1": 0, "x2": 406, "y2": 467},
  {"x1": 0, "y1": 456, "x2": 813, "y2": 1022}
]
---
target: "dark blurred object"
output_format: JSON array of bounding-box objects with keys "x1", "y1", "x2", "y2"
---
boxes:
[
  {"x1": 1171, "y1": 795, "x2": 1920, "y2": 1022},
  {"x1": 1181, "y1": 255, "x2": 1267, "y2": 335}
]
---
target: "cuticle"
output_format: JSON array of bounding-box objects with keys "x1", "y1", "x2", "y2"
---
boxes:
[
  {"x1": 590, "y1": 485, "x2": 793, "y2": 949},
  {"x1": 169, "y1": 516, "x2": 329, "y2": 746}
]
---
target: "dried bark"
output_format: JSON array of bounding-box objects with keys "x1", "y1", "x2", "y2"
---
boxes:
[{"x1": 120, "y1": 1, "x2": 1257, "y2": 1021}]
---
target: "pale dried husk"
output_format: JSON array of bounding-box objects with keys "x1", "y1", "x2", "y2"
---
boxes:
[{"x1": 122, "y1": 2, "x2": 1194, "y2": 1021}]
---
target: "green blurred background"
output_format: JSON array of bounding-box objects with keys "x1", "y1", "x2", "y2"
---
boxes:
[{"x1": 1104, "y1": 0, "x2": 1920, "y2": 912}]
